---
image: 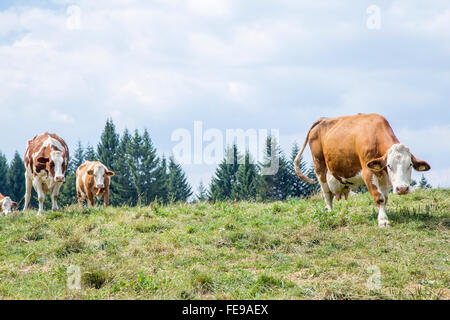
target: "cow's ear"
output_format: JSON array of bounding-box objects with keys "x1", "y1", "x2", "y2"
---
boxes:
[
  {"x1": 367, "y1": 155, "x2": 387, "y2": 172},
  {"x1": 106, "y1": 170, "x2": 115, "y2": 176},
  {"x1": 12, "y1": 202, "x2": 18, "y2": 208},
  {"x1": 87, "y1": 170, "x2": 94, "y2": 175},
  {"x1": 37, "y1": 157, "x2": 49, "y2": 164},
  {"x1": 411, "y1": 155, "x2": 431, "y2": 172}
]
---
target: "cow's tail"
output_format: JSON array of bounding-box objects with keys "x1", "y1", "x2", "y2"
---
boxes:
[{"x1": 293, "y1": 119, "x2": 322, "y2": 184}]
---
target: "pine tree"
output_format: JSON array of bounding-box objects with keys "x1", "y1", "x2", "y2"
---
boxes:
[
  {"x1": 72, "y1": 140, "x2": 85, "y2": 170},
  {"x1": 125, "y1": 130, "x2": 143, "y2": 205},
  {"x1": 7, "y1": 151, "x2": 25, "y2": 207},
  {"x1": 289, "y1": 143, "x2": 309, "y2": 198},
  {"x1": 167, "y1": 156, "x2": 193, "y2": 202},
  {"x1": 85, "y1": 144, "x2": 98, "y2": 161},
  {"x1": 58, "y1": 142, "x2": 84, "y2": 207},
  {"x1": 0, "y1": 152, "x2": 9, "y2": 195},
  {"x1": 419, "y1": 175, "x2": 432, "y2": 189},
  {"x1": 140, "y1": 129, "x2": 162, "y2": 204},
  {"x1": 209, "y1": 144, "x2": 240, "y2": 201},
  {"x1": 126, "y1": 129, "x2": 161, "y2": 205},
  {"x1": 97, "y1": 118, "x2": 119, "y2": 169},
  {"x1": 157, "y1": 155, "x2": 169, "y2": 203},
  {"x1": 231, "y1": 152, "x2": 258, "y2": 201},
  {"x1": 196, "y1": 181, "x2": 208, "y2": 202},
  {"x1": 111, "y1": 129, "x2": 134, "y2": 206},
  {"x1": 257, "y1": 137, "x2": 292, "y2": 201},
  {"x1": 58, "y1": 172, "x2": 77, "y2": 207}
]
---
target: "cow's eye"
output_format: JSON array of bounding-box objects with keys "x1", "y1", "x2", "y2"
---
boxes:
[
  {"x1": 50, "y1": 161, "x2": 55, "y2": 168},
  {"x1": 387, "y1": 165, "x2": 392, "y2": 170}
]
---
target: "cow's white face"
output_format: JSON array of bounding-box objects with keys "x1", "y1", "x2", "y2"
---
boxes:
[
  {"x1": 1, "y1": 197, "x2": 17, "y2": 215},
  {"x1": 386, "y1": 144, "x2": 413, "y2": 194},
  {"x1": 367, "y1": 144, "x2": 431, "y2": 195},
  {"x1": 92, "y1": 164, "x2": 106, "y2": 189},
  {"x1": 50, "y1": 150, "x2": 65, "y2": 182},
  {"x1": 88, "y1": 164, "x2": 115, "y2": 189}
]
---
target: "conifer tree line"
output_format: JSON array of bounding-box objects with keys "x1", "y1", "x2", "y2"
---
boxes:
[
  {"x1": 208, "y1": 137, "x2": 320, "y2": 202},
  {"x1": 0, "y1": 120, "x2": 433, "y2": 209},
  {"x1": 0, "y1": 119, "x2": 193, "y2": 209}
]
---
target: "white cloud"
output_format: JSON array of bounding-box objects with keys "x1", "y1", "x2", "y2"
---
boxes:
[
  {"x1": 50, "y1": 109, "x2": 74, "y2": 124},
  {"x1": 396, "y1": 125, "x2": 450, "y2": 153},
  {"x1": 228, "y1": 81, "x2": 249, "y2": 99},
  {"x1": 13, "y1": 33, "x2": 49, "y2": 48},
  {"x1": 118, "y1": 80, "x2": 156, "y2": 106},
  {"x1": 187, "y1": 0, "x2": 231, "y2": 17}
]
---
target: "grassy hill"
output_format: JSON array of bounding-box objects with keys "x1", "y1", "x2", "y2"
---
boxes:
[{"x1": 0, "y1": 189, "x2": 448, "y2": 300}]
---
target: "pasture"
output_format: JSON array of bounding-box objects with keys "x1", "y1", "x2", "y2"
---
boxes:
[{"x1": 0, "y1": 189, "x2": 448, "y2": 300}]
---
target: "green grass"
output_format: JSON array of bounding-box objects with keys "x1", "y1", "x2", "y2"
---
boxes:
[{"x1": 0, "y1": 189, "x2": 448, "y2": 300}]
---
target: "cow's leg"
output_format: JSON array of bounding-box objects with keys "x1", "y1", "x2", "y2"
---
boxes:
[
  {"x1": 103, "y1": 188, "x2": 110, "y2": 207},
  {"x1": 51, "y1": 182, "x2": 62, "y2": 210},
  {"x1": 377, "y1": 203, "x2": 389, "y2": 227},
  {"x1": 314, "y1": 161, "x2": 333, "y2": 211},
  {"x1": 33, "y1": 180, "x2": 45, "y2": 215},
  {"x1": 319, "y1": 180, "x2": 334, "y2": 211},
  {"x1": 375, "y1": 173, "x2": 391, "y2": 227},
  {"x1": 86, "y1": 191, "x2": 95, "y2": 207},
  {"x1": 23, "y1": 174, "x2": 33, "y2": 211},
  {"x1": 77, "y1": 189, "x2": 85, "y2": 207},
  {"x1": 76, "y1": 180, "x2": 86, "y2": 207},
  {"x1": 78, "y1": 196, "x2": 85, "y2": 207},
  {"x1": 362, "y1": 169, "x2": 389, "y2": 227}
]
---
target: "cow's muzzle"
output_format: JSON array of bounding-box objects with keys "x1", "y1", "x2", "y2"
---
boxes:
[
  {"x1": 55, "y1": 176, "x2": 65, "y2": 183},
  {"x1": 96, "y1": 184, "x2": 105, "y2": 189},
  {"x1": 395, "y1": 186, "x2": 410, "y2": 195}
]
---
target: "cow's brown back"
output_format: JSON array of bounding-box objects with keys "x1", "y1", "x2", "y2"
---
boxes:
[{"x1": 310, "y1": 114, "x2": 399, "y2": 179}]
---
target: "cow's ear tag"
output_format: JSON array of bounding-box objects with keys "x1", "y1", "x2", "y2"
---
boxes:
[
  {"x1": 373, "y1": 164, "x2": 381, "y2": 170},
  {"x1": 419, "y1": 165, "x2": 426, "y2": 171}
]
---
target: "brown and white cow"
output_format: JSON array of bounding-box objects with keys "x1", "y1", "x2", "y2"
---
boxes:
[
  {"x1": 0, "y1": 193, "x2": 18, "y2": 215},
  {"x1": 23, "y1": 132, "x2": 69, "y2": 214},
  {"x1": 76, "y1": 161, "x2": 115, "y2": 207},
  {"x1": 294, "y1": 113, "x2": 431, "y2": 227}
]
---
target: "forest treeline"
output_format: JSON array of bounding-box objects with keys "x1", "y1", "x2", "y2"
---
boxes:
[{"x1": 0, "y1": 119, "x2": 431, "y2": 209}]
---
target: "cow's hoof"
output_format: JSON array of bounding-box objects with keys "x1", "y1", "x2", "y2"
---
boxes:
[{"x1": 378, "y1": 219, "x2": 390, "y2": 228}]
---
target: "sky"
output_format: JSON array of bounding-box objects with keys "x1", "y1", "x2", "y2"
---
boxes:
[{"x1": 0, "y1": 0, "x2": 449, "y2": 192}]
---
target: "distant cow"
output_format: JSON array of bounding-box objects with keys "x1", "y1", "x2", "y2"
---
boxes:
[
  {"x1": 0, "y1": 193, "x2": 18, "y2": 215},
  {"x1": 23, "y1": 132, "x2": 69, "y2": 214},
  {"x1": 76, "y1": 161, "x2": 115, "y2": 207},
  {"x1": 294, "y1": 114, "x2": 431, "y2": 227}
]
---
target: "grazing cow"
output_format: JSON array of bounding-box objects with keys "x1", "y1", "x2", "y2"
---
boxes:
[
  {"x1": 0, "y1": 193, "x2": 18, "y2": 215},
  {"x1": 294, "y1": 114, "x2": 431, "y2": 227},
  {"x1": 76, "y1": 161, "x2": 115, "y2": 207},
  {"x1": 23, "y1": 133, "x2": 69, "y2": 214}
]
